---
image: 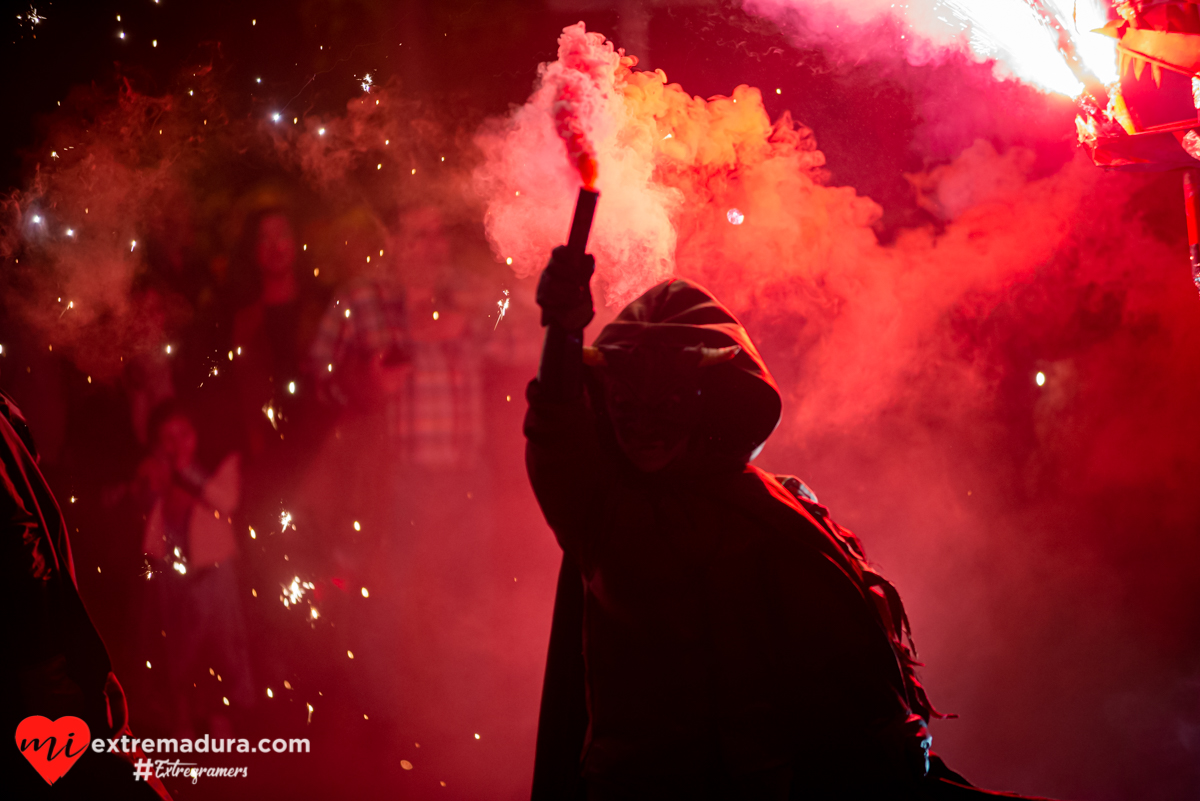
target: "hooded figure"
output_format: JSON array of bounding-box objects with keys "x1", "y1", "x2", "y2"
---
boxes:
[{"x1": 525, "y1": 248, "x2": 1053, "y2": 801}]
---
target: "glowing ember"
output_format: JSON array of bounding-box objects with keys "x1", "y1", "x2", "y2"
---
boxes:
[
  {"x1": 494, "y1": 289, "x2": 511, "y2": 330},
  {"x1": 280, "y1": 575, "x2": 314, "y2": 609}
]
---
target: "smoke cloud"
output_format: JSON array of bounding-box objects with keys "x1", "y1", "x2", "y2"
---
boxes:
[
  {"x1": 475, "y1": 19, "x2": 1200, "y2": 799},
  {"x1": 4, "y1": 10, "x2": 1198, "y2": 799}
]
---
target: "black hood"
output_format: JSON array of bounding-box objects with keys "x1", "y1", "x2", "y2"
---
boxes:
[{"x1": 590, "y1": 279, "x2": 782, "y2": 458}]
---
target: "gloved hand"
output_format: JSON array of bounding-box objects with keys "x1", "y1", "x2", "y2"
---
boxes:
[{"x1": 537, "y1": 246, "x2": 595, "y2": 329}]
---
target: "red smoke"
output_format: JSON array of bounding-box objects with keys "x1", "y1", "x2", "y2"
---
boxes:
[
  {"x1": 3, "y1": 11, "x2": 1198, "y2": 800},
  {"x1": 476, "y1": 20, "x2": 1200, "y2": 800}
]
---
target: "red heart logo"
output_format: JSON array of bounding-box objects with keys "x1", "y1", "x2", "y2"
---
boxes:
[{"x1": 14, "y1": 715, "x2": 91, "y2": 785}]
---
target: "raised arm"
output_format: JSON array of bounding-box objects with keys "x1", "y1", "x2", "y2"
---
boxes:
[{"x1": 524, "y1": 246, "x2": 606, "y2": 562}]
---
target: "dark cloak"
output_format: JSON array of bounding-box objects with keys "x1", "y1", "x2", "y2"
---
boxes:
[{"x1": 526, "y1": 280, "x2": 943, "y2": 799}]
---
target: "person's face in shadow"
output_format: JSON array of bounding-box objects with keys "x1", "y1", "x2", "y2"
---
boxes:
[{"x1": 255, "y1": 213, "x2": 297, "y2": 280}]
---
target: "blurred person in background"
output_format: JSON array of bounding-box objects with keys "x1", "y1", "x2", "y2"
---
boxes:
[
  {"x1": 134, "y1": 399, "x2": 254, "y2": 739},
  {"x1": 229, "y1": 207, "x2": 328, "y2": 518},
  {"x1": 303, "y1": 204, "x2": 491, "y2": 743}
]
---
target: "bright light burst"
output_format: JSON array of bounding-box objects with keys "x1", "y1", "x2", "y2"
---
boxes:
[
  {"x1": 280, "y1": 510, "x2": 292, "y2": 533},
  {"x1": 280, "y1": 575, "x2": 314, "y2": 608},
  {"x1": 911, "y1": 0, "x2": 1118, "y2": 98}
]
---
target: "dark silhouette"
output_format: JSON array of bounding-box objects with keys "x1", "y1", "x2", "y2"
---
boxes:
[
  {"x1": 525, "y1": 247, "x2": 1055, "y2": 800},
  {"x1": 1, "y1": 389, "x2": 170, "y2": 799}
]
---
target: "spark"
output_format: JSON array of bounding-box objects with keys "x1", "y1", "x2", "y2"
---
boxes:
[
  {"x1": 726, "y1": 208, "x2": 745, "y2": 225},
  {"x1": 353, "y1": 520, "x2": 361, "y2": 531},
  {"x1": 361, "y1": 73, "x2": 373, "y2": 92},
  {"x1": 146, "y1": 661, "x2": 152, "y2": 669},
  {"x1": 474, "y1": 733, "x2": 480, "y2": 740},
  {"x1": 327, "y1": 363, "x2": 333, "y2": 372},
  {"x1": 361, "y1": 587, "x2": 369, "y2": 598},
  {"x1": 287, "y1": 380, "x2": 296, "y2": 394},
  {"x1": 432, "y1": 311, "x2": 439, "y2": 321},
  {"x1": 494, "y1": 290, "x2": 511, "y2": 330},
  {"x1": 1036, "y1": 371, "x2": 1046, "y2": 386},
  {"x1": 347, "y1": 650, "x2": 354, "y2": 659},
  {"x1": 505, "y1": 257, "x2": 512, "y2": 265},
  {"x1": 307, "y1": 703, "x2": 313, "y2": 723},
  {"x1": 263, "y1": 402, "x2": 277, "y2": 429},
  {"x1": 318, "y1": 128, "x2": 326, "y2": 136},
  {"x1": 310, "y1": 607, "x2": 320, "y2": 620},
  {"x1": 223, "y1": 697, "x2": 229, "y2": 706},
  {"x1": 31, "y1": 215, "x2": 42, "y2": 224},
  {"x1": 130, "y1": 240, "x2": 137, "y2": 251},
  {"x1": 249, "y1": 527, "x2": 256, "y2": 539},
  {"x1": 923, "y1": 0, "x2": 1117, "y2": 97},
  {"x1": 152, "y1": 40, "x2": 157, "y2": 47},
  {"x1": 267, "y1": 688, "x2": 274, "y2": 698},
  {"x1": 344, "y1": 309, "x2": 351, "y2": 318},
  {"x1": 172, "y1": 561, "x2": 187, "y2": 575},
  {"x1": 165, "y1": 344, "x2": 172, "y2": 354},
  {"x1": 236, "y1": 346, "x2": 242, "y2": 355},
  {"x1": 65, "y1": 228, "x2": 73, "y2": 236},
  {"x1": 256, "y1": 77, "x2": 262, "y2": 84},
  {"x1": 50, "y1": 150, "x2": 58, "y2": 159},
  {"x1": 279, "y1": 510, "x2": 292, "y2": 533},
  {"x1": 272, "y1": 112, "x2": 282, "y2": 122},
  {"x1": 118, "y1": 31, "x2": 125, "y2": 40},
  {"x1": 228, "y1": 350, "x2": 234, "y2": 360},
  {"x1": 280, "y1": 575, "x2": 314, "y2": 608}
]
